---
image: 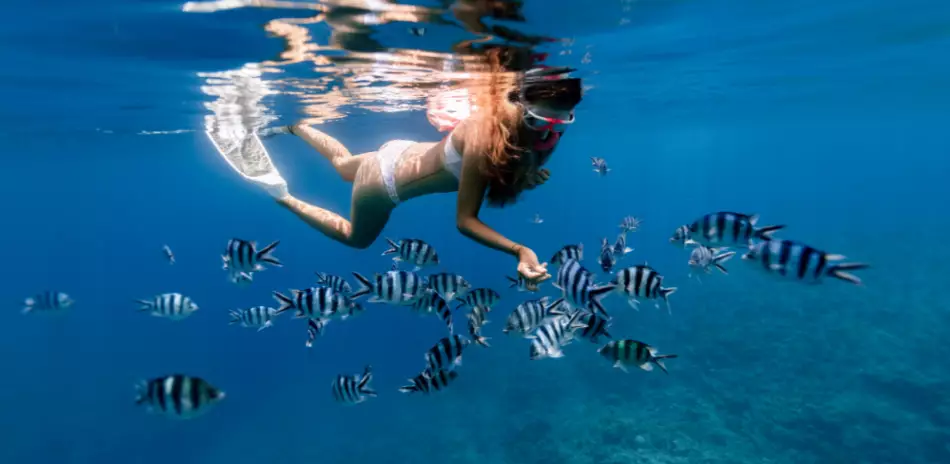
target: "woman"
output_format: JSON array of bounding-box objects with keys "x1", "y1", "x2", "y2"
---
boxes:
[{"x1": 254, "y1": 62, "x2": 581, "y2": 286}]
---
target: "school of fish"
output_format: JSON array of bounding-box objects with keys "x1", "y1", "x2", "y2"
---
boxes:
[{"x1": 23, "y1": 210, "x2": 867, "y2": 419}]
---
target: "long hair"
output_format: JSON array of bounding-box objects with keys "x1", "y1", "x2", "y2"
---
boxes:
[{"x1": 462, "y1": 49, "x2": 527, "y2": 207}]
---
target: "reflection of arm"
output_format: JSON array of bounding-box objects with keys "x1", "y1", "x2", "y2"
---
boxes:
[{"x1": 455, "y1": 141, "x2": 522, "y2": 257}]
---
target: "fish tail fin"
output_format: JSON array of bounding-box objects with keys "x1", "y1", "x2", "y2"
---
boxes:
[
  {"x1": 134, "y1": 380, "x2": 148, "y2": 405},
  {"x1": 22, "y1": 297, "x2": 35, "y2": 314},
  {"x1": 545, "y1": 297, "x2": 567, "y2": 316},
  {"x1": 349, "y1": 272, "x2": 374, "y2": 299},
  {"x1": 828, "y1": 263, "x2": 869, "y2": 285},
  {"x1": 256, "y1": 240, "x2": 282, "y2": 266},
  {"x1": 505, "y1": 275, "x2": 518, "y2": 288},
  {"x1": 134, "y1": 299, "x2": 153, "y2": 312},
  {"x1": 398, "y1": 381, "x2": 419, "y2": 394},
  {"x1": 653, "y1": 354, "x2": 679, "y2": 374},
  {"x1": 381, "y1": 238, "x2": 399, "y2": 256},
  {"x1": 588, "y1": 284, "x2": 615, "y2": 317},
  {"x1": 713, "y1": 251, "x2": 736, "y2": 275},
  {"x1": 227, "y1": 310, "x2": 242, "y2": 325},
  {"x1": 474, "y1": 335, "x2": 491, "y2": 348},
  {"x1": 753, "y1": 225, "x2": 785, "y2": 241},
  {"x1": 660, "y1": 287, "x2": 677, "y2": 314},
  {"x1": 359, "y1": 365, "x2": 377, "y2": 397},
  {"x1": 272, "y1": 291, "x2": 295, "y2": 314}
]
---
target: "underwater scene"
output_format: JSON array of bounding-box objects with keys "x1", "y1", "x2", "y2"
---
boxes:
[{"x1": 2, "y1": 0, "x2": 949, "y2": 463}]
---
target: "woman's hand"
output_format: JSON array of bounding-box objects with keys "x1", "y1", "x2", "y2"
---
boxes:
[
  {"x1": 516, "y1": 246, "x2": 551, "y2": 286},
  {"x1": 524, "y1": 168, "x2": 550, "y2": 190}
]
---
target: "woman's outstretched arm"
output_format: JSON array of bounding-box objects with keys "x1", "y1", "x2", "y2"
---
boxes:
[{"x1": 455, "y1": 151, "x2": 550, "y2": 283}]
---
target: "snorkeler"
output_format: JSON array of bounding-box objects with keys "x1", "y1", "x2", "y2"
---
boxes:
[{"x1": 251, "y1": 58, "x2": 581, "y2": 286}]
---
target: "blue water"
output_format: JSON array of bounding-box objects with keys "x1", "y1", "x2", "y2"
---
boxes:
[{"x1": 3, "y1": 0, "x2": 950, "y2": 463}]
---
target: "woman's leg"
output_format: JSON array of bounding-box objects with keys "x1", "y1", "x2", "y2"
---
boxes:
[
  {"x1": 292, "y1": 123, "x2": 370, "y2": 182},
  {"x1": 277, "y1": 192, "x2": 392, "y2": 249}
]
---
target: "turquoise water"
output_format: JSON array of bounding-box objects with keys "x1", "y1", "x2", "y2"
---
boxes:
[{"x1": 2, "y1": 1, "x2": 949, "y2": 463}]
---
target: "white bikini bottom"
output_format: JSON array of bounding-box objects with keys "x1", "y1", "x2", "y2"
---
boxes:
[{"x1": 376, "y1": 140, "x2": 416, "y2": 205}]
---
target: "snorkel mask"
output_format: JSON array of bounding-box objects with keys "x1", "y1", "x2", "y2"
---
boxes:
[{"x1": 516, "y1": 66, "x2": 581, "y2": 151}]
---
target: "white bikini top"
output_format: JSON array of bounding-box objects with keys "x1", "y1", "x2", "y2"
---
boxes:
[{"x1": 443, "y1": 132, "x2": 463, "y2": 179}]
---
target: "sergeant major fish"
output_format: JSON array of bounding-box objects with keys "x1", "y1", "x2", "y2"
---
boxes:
[
  {"x1": 506, "y1": 274, "x2": 539, "y2": 292},
  {"x1": 688, "y1": 245, "x2": 736, "y2": 280},
  {"x1": 598, "y1": 339, "x2": 678, "y2": 374},
  {"x1": 502, "y1": 296, "x2": 564, "y2": 335},
  {"x1": 573, "y1": 310, "x2": 613, "y2": 344},
  {"x1": 398, "y1": 369, "x2": 459, "y2": 394},
  {"x1": 528, "y1": 310, "x2": 588, "y2": 360},
  {"x1": 456, "y1": 288, "x2": 501, "y2": 312},
  {"x1": 427, "y1": 272, "x2": 472, "y2": 302},
  {"x1": 228, "y1": 306, "x2": 279, "y2": 331},
  {"x1": 382, "y1": 238, "x2": 439, "y2": 270},
  {"x1": 306, "y1": 319, "x2": 328, "y2": 348},
  {"x1": 23, "y1": 291, "x2": 74, "y2": 314},
  {"x1": 135, "y1": 293, "x2": 198, "y2": 321},
  {"x1": 331, "y1": 365, "x2": 377, "y2": 405},
  {"x1": 618, "y1": 216, "x2": 642, "y2": 233},
  {"x1": 553, "y1": 259, "x2": 615, "y2": 317},
  {"x1": 162, "y1": 244, "x2": 175, "y2": 264},
  {"x1": 670, "y1": 212, "x2": 783, "y2": 248},
  {"x1": 273, "y1": 287, "x2": 363, "y2": 320},
  {"x1": 315, "y1": 272, "x2": 352, "y2": 295},
  {"x1": 591, "y1": 157, "x2": 610, "y2": 176},
  {"x1": 135, "y1": 374, "x2": 224, "y2": 419},
  {"x1": 222, "y1": 238, "x2": 281, "y2": 284},
  {"x1": 742, "y1": 239, "x2": 868, "y2": 285},
  {"x1": 613, "y1": 265, "x2": 676, "y2": 313},
  {"x1": 424, "y1": 334, "x2": 470, "y2": 374},
  {"x1": 351, "y1": 264, "x2": 427, "y2": 305},
  {"x1": 599, "y1": 237, "x2": 617, "y2": 273},
  {"x1": 411, "y1": 291, "x2": 454, "y2": 334},
  {"x1": 551, "y1": 243, "x2": 584, "y2": 265},
  {"x1": 467, "y1": 310, "x2": 491, "y2": 348}
]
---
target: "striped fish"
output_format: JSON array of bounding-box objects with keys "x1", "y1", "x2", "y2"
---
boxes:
[
  {"x1": 272, "y1": 287, "x2": 363, "y2": 320},
  {"x1": 135, "y1": 374, "x2": 225, "y2": 419},
  {"x1": 528, "y1": 311, "x2": 587, "y2": 360},
  {"x1": 411, "y1": 291, "x2": 454, "y2": 334},
  {"x1": 424, "y1": 334, "x2": 470, "y2": 374},
  {"x1": 228, "y1": 306, "x2": 279, "y2": 331},
  {"x1": 552, "y1": 259, "x2": 615, "y2": 317},
  {"x1": 467, "y1": 315, "x2": 490, "y2": 348},
  {"x1": 670, "y1": 212, "x2": 784, "y2": 248},
  {"x1": 612, "y1": 232, "x2": 633, "y2": 256},
  {"x1": 222, "y1": 239, "x2": 281, "y2": 283},
  {"x1": 599, "y1": 237, "x2": 617, "y2": 273},
  {"x1": 551, "y1": 243, "x2": 584, "y2": 265},
  {"x1": 398, "y1": 369, "x2": 459, "y2": 394},
  {"x1": 456, "y1": 288, "x2": 501, "y2": 312},
  {"x1": 315, "y1": 272, "x2": 352, "y2": 295},
  {"x1": 23, "y1": 291, "x2": 73, "y2": 314},
  {"x1": 598, "y1": 339, "x2": 678, "y2": 374},
  {"x1": 351, "y1": 268, "x2": 427, "y2": 305},
  {"x1": 135, "y1": 293, "x2": 198, "y2": 321},
  {"x1": 591, "y1": 157, "x2": 610, "y2": 176},
  {"x1": 427, "y1": 272, "x2": 472, "y2": 302},
  {"x1": 573, "y1": 310, "x2": 613, "y2": 344},
  {"x1": 331, "y1": 366, "x2": 377, "y2": 405},
  {"x1": 162, "y1": 244, "x2": 175, "y2": 265},
  {"x1": 468, "y1": 305, "x2": 489, "y2": 329},
  {"x1": 506, "y1": 274, "x2": 540, "y2": 292},
  {"x1": 382, "y1": 238, "x2": 439, "y2": 270},
  {"x1": 741, "y1": 239, "x2": 868, "y2": 285},
  {"x1": 502, "y1": 296, "x2": 565, "y2": 335},
  {"x1": 688, "y1": 245, "x2": 736, "y2": 280},
  {"x1": 613, "y1": 265, "x2": 676, "y2": 313},
  {"x1": 618, "y1": 216, "x2": 642, "y2": 233},
  {"x1": 306, "y1": 319, "x2": 328, "y2": 348}
]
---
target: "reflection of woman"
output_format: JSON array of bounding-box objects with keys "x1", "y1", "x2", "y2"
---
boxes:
[{"x1": 253, "y1": 54, "x2": 581, "y2": 285}]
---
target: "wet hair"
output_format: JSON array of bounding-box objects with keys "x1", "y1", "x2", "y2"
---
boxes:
[{"x1": 463, "y1": 52, "x2": 582, "y2": 207}]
